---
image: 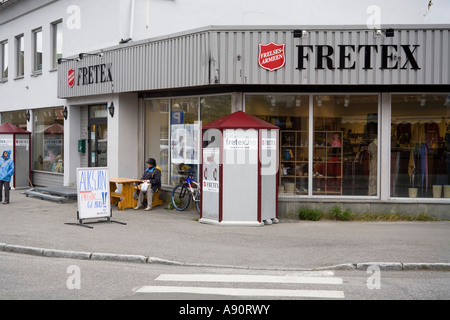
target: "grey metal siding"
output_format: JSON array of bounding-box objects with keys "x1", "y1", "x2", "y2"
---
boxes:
[
  {"x1": 32, "y1": 172, "x2": 63, "y2": 187},
  {"x1": 58, "y1": 26, "x2": 449, "y2": 98},
  {"x1": 212, "y1": 28, "x2": 450, "y2": 86},
  {"x1": 58, "y1": 32, "x2": 210, "y2": 98}
]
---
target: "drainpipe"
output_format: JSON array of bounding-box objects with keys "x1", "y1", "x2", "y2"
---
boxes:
[{"x1": 130, "y1": 0, "x2": 135, "y2": 39}]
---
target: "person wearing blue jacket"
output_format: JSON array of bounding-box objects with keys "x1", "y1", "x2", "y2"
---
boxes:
[{"x1": 0, "y1": 149, "x2": 15, "y2": 204}]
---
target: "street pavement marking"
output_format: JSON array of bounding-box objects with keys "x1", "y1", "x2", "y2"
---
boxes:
[
  {"x1": 156, "y1": 273, "x2": 343, "y2": 285},
  {"x1": 136, "y1": 286, "x2": 345, "y2": 299},
  {"x1": 135, "y1": 273, "x2": 345, "y2": 299}
]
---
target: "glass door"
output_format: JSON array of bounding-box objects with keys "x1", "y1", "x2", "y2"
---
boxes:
[{"x1": 88, "y1": 105, "x2": 108, "y2": 167}]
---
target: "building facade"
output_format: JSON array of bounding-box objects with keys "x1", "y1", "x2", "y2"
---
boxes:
[
  {"x1": 56, "y1": 25, "x2": 450, "y2": 218},
  {"x1": 0, "y1": 0, "x2": 152, "y2": 186},
  {"x1": 1, "y1": 1, "x2": 449, "y2": 218}
]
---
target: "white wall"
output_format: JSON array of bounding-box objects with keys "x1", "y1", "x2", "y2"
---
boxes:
[{"x1": 142, "y1": 0, "x2": 450, "y2": 39}]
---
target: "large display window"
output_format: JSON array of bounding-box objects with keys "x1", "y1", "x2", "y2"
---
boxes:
[
  {"x1": 33, "y1": 107, "x2": 65, "y2": 173},
  {"x1": 313, "y1": 95, "x2": 379, "y2": 196},
  {"x1": 246, "y1": 94, "x2": 379, "y2": 197},
  {"x1": 144, "y1": 99, "x2": 169, "y2": 185},
  {"x1": 144, "y1": 94, "x2": 231, "y2": 187},
  {"x1": 1, "y1": 110, "x2": 27, "y2": 129},
  {"x1": 245, "y1": 94, "x2": 309, "y2": 194},
  {"x1": 391, "y1": 94, "x2": 450, "y2": 199}
]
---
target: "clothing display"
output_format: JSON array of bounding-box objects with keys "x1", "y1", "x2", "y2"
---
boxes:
[
  {"x1": 368, "y1": 140, "x2": 377, "y2": 196},
  {"x1": 391, "y1": 120, "x2": 449, "y2": 197}
]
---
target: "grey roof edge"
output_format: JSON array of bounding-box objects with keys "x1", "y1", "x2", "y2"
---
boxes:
[{"x1": 58, "y1": 24, "x2": 450, "y2": 61}]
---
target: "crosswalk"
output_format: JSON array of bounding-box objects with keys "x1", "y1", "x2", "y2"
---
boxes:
[{"x1": 135, "y1": 271, "x2": 345, "y2": 299}]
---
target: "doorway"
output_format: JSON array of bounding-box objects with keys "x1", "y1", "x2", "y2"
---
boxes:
[{"x1": 88, "y1": 105, "x2": 108, "y2": 167}]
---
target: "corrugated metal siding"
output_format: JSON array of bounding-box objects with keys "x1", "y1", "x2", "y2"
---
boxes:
[
  {"x1": 58, "y1": 32, "x2": 210, "y2": 98},
  {"x1": 212, "y1": 28, "x2": 450, "y2": 86},
  {"x1": 58, "y1": 27, "x2": 449, "y2": 98},
  {"x1": 32, "y1": 172, "x2": 63, "y2": 187}
]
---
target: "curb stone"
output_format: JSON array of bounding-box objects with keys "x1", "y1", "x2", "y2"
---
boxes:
[
  {"x1": 402, "y1": 263, "x2": 450, "y2": 271},
  {"x1": 1, "y1": 243, "x2": 449, "y2": 271},
  {"x1": 4, "y1": 244, "x2": 44, "y2": 256},
  {"x1": 356, "y1": 262, "x2": 403, "y2": 271},
  {"x1": 91, "y1": 253, "x2": 148, "y2": 264},
  {"x1": 43, "y1": 249, "x2": 91, "y2": 260}
]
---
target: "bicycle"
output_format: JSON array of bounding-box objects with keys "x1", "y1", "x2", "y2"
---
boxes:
[{"x1": 171, "y1": 169, "x2": 201, "y2": 213}]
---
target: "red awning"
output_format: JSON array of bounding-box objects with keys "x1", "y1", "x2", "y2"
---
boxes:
[
  {"x1": 0, "y1": 122, "x2": 30, "y2": 134},
  {"x1": 202, "y1": 111, "x2": 279, "y2": 130}
]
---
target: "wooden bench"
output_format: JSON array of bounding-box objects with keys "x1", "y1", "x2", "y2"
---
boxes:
[
  {"x1": 110, "y1": 178, "x2": 163, "y2": 210},
  {"x1": 133, "y1": 185, "x2": 164, "y2": 208},
  {"x1": 110, "y1": 192, "x2": 124, "y2": 206}
]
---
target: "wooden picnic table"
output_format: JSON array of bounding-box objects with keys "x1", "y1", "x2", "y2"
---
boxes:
[{"x1": 109, "y1": 177, "x2": 142, "y2": 210}]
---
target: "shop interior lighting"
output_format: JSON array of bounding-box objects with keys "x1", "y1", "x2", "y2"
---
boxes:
[
  {"x1": 344, "y1": 96, "x2": 350, "y2": 107},
  {"x1": 420, "y1": 97, "x2": 426, "y2": 107},
  {"x1": 317, "y1": 97, "x2": 322, "y2": 107}
]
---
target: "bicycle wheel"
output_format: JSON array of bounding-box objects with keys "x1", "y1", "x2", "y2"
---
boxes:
[
  {"x1": 193, "y1": 189, "x2": 201, "y2": 213},
  {"x1": 171, "y1": 184, "x2": 191, "y2": 211}
]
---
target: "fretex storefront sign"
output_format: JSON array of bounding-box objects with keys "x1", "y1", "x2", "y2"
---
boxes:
[{"x1": 258, "y1": 42, "x2": 421, "y2": 71}]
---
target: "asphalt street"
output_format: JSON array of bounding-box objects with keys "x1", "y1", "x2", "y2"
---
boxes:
[{"x1": 0, "y1": 190, "x2": 449, "y2": 271}]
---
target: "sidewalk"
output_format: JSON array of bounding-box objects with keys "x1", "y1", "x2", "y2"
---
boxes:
[{"x1": 1, "y1": 190, "x2": 449, "y2": 271}]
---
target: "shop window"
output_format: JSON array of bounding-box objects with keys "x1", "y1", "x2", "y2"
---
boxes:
[
  {"x1": 0, "y1": 110, "x2": 27, "y2": 129},
  {"x1": 313, "y1": 95, "x2": 378, "y2": 196},
  {"x1": 391, "y1": 94, "x2": 450, "y2": 199},
  {"x1": 200, "y1": 95, "x2": 232, "y2": 125},
  {"x1": 170, "y1": 97, "x2": 200, "y2": 185},
  {"x1": 33, "y1": 107, "x2": 65, "y2": 173},
  {"x1": 144, "y1": 99, "x2": 169, "y2": 185},
  {"x1": 245, "y1": 94, "x2": 309, "y2": 195},
  {"x1": 246, "y1": 94, "x2": 378, "y2": 197}
]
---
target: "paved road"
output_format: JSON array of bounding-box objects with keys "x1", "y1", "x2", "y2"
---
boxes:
[
  {"x1": 1, "y1": 190, "x2": 449, "y2": 272},
  {"x1": 1, "y1": 251, "x2": 449, "y2": 301}
]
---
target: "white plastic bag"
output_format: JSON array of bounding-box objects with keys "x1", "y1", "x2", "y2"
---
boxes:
[{"x1": 140, "y1": 181, "x2": 149, "y2": 192}]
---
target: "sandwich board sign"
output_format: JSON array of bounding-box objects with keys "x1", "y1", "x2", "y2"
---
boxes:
[
  {"x1": 77, "y1": 167, "x2": 110, "y2": 220},
  {"x1": 66, "y1": 167, "x2": 124, "y2": 228}
]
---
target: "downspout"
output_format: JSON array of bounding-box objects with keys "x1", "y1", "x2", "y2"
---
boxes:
[{"x1": 130, "y1": 0, "x2": 135, "y2": 40}]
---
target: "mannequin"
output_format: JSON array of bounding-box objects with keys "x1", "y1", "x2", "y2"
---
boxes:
[{"x1": 368, "y1": 137, "x2": 378, "y2": 196}]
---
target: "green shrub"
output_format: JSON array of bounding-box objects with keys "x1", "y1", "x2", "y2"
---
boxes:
[
  {"x1": 328, "y1": 205, "x2": 352, "y2": 221},
  {"x1": 296, "y1": 207, "x2": 438, "y2": 222},
  {"x1": 298, "y1": 208, "x2": 322, "y2": 221}
]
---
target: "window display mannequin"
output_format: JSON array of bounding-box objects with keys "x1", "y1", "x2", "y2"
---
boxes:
[{"x1": 368, "y1": 136, "x2": 377, "y2": 196}]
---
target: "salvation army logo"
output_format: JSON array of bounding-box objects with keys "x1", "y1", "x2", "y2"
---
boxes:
[
  {"x1": 258, "y1": 42, "x2": 286, "y2": 72},
  {"x1": 68, "y1": 68, "x2": 75, "y2": 87}
]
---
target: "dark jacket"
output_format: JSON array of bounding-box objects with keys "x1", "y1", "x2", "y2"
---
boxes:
[{"x1": 141, "y1": 165, "x2": 162, "y2": 192}]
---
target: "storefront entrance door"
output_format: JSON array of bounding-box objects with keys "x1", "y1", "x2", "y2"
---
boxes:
[{"x1": 88, "y1": 105, "x2": 108, "y2": 167}]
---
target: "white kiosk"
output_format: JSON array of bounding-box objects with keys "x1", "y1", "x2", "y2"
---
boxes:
[
  {"x1": 200, "y1": 111, "x2": 279, "y2": 226},
  {"x1": 0, "y1": 123, "x2": 31, "y2": 189}
]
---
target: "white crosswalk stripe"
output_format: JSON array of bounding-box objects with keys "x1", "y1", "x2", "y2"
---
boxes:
[{"x1": 135, "y1": 272, "x2": 345, "y2": 299}]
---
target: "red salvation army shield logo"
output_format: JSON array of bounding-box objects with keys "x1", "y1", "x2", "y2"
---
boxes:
[
  {"x1": 68, "y1": 68, "x2": 75, "y2": 87},
  {"x1": 258, "y1": 42, "x2": 286, "y2": 71}
]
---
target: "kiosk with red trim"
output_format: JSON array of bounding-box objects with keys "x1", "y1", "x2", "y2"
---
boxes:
[{"x1": 200, "y1": 111, "x2": 279, "y2": 226}]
